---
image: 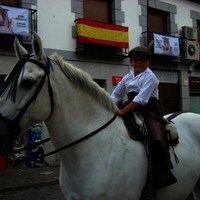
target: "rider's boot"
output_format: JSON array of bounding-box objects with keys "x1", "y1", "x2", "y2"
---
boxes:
[{"x1": 152, "y1": 141, "x2": 177, "y2": 189}]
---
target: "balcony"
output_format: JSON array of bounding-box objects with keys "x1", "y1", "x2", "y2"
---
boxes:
[
  {"x1": 75, "y1": 18, "x2": 129, "y2": 58},
  {"x1": 0, "y1": 5, "x2": 37, "y2": 53}
]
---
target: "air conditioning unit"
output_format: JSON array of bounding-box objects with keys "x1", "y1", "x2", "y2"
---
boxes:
[
  {"x1": 182, "y1": 40, "x2": 199, "y2": 61},
  {"x1": 182, "y1": 26, "x2": 197, "y2": 40}
]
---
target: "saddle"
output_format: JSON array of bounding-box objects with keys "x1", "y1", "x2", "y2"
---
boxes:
[{"x1": 122, "y1": 112, "x2": 179, "y2": 146}]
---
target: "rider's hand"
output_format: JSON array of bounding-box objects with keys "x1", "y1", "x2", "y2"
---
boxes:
[{"x1": 116, "y1": 109, "x2": 124, "y2": 116}]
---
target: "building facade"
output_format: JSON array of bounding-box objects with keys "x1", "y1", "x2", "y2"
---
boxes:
[{"x1": 0, "y1": 0, "x2": 200, "y2": 115}]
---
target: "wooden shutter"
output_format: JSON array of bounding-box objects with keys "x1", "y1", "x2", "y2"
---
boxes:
[
  {"x1": 148, "y1": 8, "x2": 168, "y2": 34},
  {"x1": 83, "y1": 0, "x2": 111, "y2": 23}
]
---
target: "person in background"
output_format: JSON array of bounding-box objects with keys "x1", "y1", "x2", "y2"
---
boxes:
[
  {"x1": 111, "y1": 46, "x2": 177, "y2": 189},
  {"x1": 26, "y1": 124, "x2": 48, "y2": 168}
]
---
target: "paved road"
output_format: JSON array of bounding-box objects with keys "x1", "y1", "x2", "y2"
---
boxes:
[
  {"x1": 0, "y1": 185, "x2": 195, "y2": 200},
  {"x1": 0, "y1": 162, "x2": 195, "y2": 200},
  {"x1": 0, "y1": 162, "x2": 65, "y2": 200},
  {"x1": 0, "y1": 183, "x2": 65, "y2": 200}
]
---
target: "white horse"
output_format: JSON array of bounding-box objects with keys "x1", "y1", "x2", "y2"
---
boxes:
[{"x1": 0, "y1": 32, "x2": 200, "y2": 200}]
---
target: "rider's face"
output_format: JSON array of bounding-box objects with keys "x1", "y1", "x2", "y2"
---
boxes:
[{"x1": 130, "y1": 55, "x2": 149, "y2": 75}]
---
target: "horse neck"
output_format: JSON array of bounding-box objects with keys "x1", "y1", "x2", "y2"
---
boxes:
[{"x1": 45, "y1": 73, "x2": 114, "y2": 147}]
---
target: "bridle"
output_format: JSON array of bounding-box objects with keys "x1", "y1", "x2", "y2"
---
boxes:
[
  {"x1": 0, "y1": 53, "x2": 54, "y2": 136},
  {"x1": 0, "y1": 53, "x2": 54, "y2": 155},
  {"x1": 0, "y1": 54, "x2": 117, "y2": 156},
  {"x1": 9, "y1": 53, "x2": 54, "y2": 123}
]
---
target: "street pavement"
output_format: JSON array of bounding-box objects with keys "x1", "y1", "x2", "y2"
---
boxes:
[
  {"x1": 0, "y1": 160, "x2": 195, "y2": 200},
  {"x1": 0, "y1": 161, "x2": 65, "y2": 200}
]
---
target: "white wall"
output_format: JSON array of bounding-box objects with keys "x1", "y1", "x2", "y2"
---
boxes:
[
  {"x1": 37, "y1": 0, "x2": 75, "y2": 51},
  {"x1": 121, "y1": 0, "x2": 142, "y2": 50},
  {"x1": 36, "y1": 0, "x2": 143, "y2": 52},
  {"x1": 36, "y1": 0, "x2": 200, "y2": 52}
]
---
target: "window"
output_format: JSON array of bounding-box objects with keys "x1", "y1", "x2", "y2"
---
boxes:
[
  {"x1": 79, "y1": 0, "x2": 120, "y2": 57},
  {"x1": 159, "y1": 83, "x2": 180, "y2": 114},
  {"x1": 94, "y1": 79, "x2": 106, "y2": 89},
  {"x1": 147, "y1": 8, "x2": 168, "y2": 46},
  {"x1": 189, "y1": 77, "x2": 200, "y2": 114},
  {"x1": 196, "y1": 21, "x2": 200, "y2": 65},
  {"x1": 146, "y1": 8, "x2": 179, "y2": 60},
  {"x1": 83, "y1": 0, "x2": 111, "y2": 23},
  {"x1": 148, "y1": 8, "x2": 168, "y2": 35}
]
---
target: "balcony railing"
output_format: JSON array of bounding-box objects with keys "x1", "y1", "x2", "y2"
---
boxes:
[{"x1": 22, "y1": 8, "x2": 37, "y2": 44}]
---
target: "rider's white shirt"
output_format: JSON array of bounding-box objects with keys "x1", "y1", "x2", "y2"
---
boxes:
[{"x1": 111, "y1": 67, "x2": 159, "y2": 105}]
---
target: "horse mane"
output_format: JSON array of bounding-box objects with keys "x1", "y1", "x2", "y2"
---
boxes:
[{"x1": 50, "y1": 53, "x2": 117, "y2": 113}]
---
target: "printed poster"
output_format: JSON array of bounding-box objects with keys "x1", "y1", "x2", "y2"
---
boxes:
[
  {"x1": 153, "y1": 33, "x2": 180, "y2": 57},
  {"x1": 0, "y1": 5, "x2": 29, "y2": 36}
]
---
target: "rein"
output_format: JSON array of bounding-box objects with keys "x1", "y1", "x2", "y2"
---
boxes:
[
  {"x1": 44, "y1": 114, "x2": 117, "y2": 157},
  {"x1": 1, "y1": 53, "x2": 118, "y2": 157},
  {"x1": 14, "y1": 114, "x2": 117, "y2": 157}
]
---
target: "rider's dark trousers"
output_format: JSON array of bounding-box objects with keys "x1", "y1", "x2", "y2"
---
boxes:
[{"x1": 127, "y1": 92, "x2": 171, "y2": 172}]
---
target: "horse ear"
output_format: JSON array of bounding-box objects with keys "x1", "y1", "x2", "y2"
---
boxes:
[
  {"x1": 14, "y1": 37, "x2": 28, "y2": 60},
  {"x1": 32, "y1": 32, "x2": 47, "y2": 62}
]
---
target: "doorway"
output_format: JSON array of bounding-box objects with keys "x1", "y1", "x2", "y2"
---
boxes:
[{"x1": 159, "y1": 83, "x2": 180, "y2": 115}]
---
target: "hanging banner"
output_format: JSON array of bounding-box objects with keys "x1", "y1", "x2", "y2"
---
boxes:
[
  {"x1": 153, "y1": 33, "x2": 180, "y2": 57},
  {"x1": 0, "y1": 5, "x2": 29, "y2": 36},
  {"x1": 76, "y1": 18, "x2": 129, "y2": 49}
]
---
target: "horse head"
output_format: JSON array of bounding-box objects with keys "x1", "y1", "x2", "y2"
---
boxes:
[{"x1": 0, "y1": 32, "x2": 53, "y2": 155}]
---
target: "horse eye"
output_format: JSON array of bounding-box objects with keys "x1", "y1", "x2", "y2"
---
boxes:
[{"x1": 20, "y1": 79, "x2": 36, "y2": 89}]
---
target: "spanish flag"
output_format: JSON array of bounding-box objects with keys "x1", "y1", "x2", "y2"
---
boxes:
[{"x1": 76, "y1": 18, "x2": 129, "y2": 49}]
